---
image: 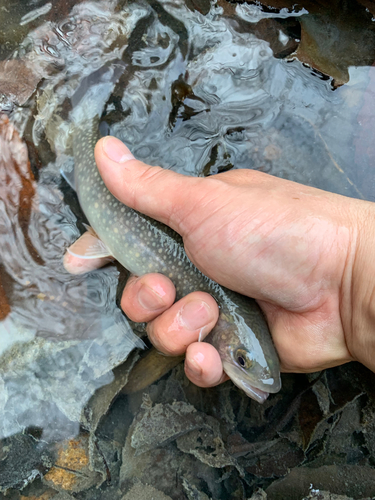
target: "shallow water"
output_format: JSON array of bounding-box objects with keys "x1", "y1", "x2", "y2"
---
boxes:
[{"x1": 1, "y1": 0, "x2": 375, "y2": 498}]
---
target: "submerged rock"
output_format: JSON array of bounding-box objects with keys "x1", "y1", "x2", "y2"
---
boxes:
[
  {"x1": 0, "y1": 60, "x2": 43, "y2": 106},
  {"x1": 303, "y1": 491, "x2": 356, "y2": 500},
  {"x1": 0, "y1": 433, "x2": 53, "y2": 493},
  {"x1": 293, "y1": 3, "x2": 375, "y2": 85},
  {"x1": 43, "y1": 434, "x2": 101, "y2": 493},
  {"x1": 266, "y1": 465, "x2": 375, "y2": 500},
  {"x1": 120, "y1": 395, "x2": 237, "y2": 499},
  {"x1": 121, "y1": 483, "x2": 173, "y2": 500},
  {"x1": 129, "y1": 400, "x2": 226, "y2": 456}
]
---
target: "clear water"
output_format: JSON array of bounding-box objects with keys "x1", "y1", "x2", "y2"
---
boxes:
[{"x1": 1, "y1": 0, "x2": 375, "y2": 498}]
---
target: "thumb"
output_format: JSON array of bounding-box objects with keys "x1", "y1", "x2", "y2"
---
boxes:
[{"x1": 94, "y1": 136, "x2": 202, "y2": 235}]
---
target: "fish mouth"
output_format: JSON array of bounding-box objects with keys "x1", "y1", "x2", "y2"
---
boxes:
[{"x1": 223, "y1": 361, "x2": 281, "y2": 404}]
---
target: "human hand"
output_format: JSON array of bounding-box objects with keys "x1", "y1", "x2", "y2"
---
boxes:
[{"x1": 64, "y1": 135, "x2": 375, "y2": 389}]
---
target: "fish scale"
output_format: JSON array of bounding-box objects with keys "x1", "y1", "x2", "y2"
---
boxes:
[{"x1": 73, "y1": 113, "x2": 281, "y2": 403}]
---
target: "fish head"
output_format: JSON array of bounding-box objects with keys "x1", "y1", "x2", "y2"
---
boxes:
[{"x1": 212, "y1": 313, "x2": 281, "y2": 403}]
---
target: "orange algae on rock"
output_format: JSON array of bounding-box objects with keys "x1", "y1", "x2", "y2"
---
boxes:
[{"x1": 43, "y1": 436, "x2": 90, "y2": 491}]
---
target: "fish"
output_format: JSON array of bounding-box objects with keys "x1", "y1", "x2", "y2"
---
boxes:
[{"x1": 68, "y1": 63, "x2": 281, "y2": 403}]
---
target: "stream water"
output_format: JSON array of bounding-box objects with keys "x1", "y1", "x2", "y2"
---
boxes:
[{"x1": 1, "y1": 1, "x2": 375, "y2": 498}]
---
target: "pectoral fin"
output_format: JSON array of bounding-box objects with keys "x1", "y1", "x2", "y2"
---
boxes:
[{"x1": 67, "y1": 229, "x2": 113, "y2": 259}]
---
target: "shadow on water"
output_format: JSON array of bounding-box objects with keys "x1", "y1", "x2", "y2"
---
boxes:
[{"x1": 1, "y1": 0, "x2": 375, "y2": 498}]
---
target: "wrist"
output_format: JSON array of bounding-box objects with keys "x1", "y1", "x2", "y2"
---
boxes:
[{"x1": 345, "y1": 199, "x2": 375, "y2": 371}]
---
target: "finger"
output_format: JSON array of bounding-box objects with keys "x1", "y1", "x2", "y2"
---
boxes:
[
  {"x1": 121, "y1": 273, "x2": 176, "y2": 323},
  {"x1": 94, "y1": 136, "x2": 206, "y2": 233},
  {"x1": 146, "y1": 292, "x2": 219, "y2": 356},
  {"x1": 63, "y1": 232, "x2": 113, "y2": 274},
  {"x1": 185, "y1": 342, "x2": 229, "y2": 387}
]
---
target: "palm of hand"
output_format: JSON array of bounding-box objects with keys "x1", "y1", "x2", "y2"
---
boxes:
[{"x1": 176, "y1": 170, "x2": 354, "y2": 372}]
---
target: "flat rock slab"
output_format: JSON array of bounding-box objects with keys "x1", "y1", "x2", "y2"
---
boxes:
[
  {"x1": 266, "y1": 465, "x2": 375, "y2": 500},
  {"x1": 121, "y1": 483, "x2": 173, "y2": 500}
]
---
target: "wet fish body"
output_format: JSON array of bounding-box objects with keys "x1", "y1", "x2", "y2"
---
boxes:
[{"x1": 72, "y1": 116, "x2": 281, "y2": 402}]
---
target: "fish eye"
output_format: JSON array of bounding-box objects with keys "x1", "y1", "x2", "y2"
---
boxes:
[{"x1": 235, "y1": 348, "x2": 252, "y2": 370}]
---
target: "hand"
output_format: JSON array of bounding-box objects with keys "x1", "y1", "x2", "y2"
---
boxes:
[{"x1": 64, "y1": 135, "x2": 375, "y2": 389}]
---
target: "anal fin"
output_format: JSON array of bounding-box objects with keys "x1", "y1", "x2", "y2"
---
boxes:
[{"x1": 60, "y1": 161, "x2": 76, "y2": 191}]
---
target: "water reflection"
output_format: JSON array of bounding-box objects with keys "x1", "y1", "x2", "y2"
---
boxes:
[
  {"x1": 0, "y1": 114, "x2": 140, "y2": 443},
  {"x1": 110, "y1": 3, "x2": 368, "y2": 201}
]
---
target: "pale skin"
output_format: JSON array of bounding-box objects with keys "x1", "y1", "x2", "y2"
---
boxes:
[{"x1": 64, "y1": 135, "x2": 375, "y2": 389}]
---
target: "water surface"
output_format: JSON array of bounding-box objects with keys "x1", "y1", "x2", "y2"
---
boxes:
[{"x1": 1, "y1": 0, "x2": 375, "y2": 498}]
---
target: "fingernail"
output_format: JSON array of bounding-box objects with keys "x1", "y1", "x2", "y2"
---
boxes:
[
  {"x1": 185, "y1": 353, "x2": 204, "y2": 377},
  {"x1": 138, "y1": 284, "x2": 166, "y2": 311},
  {"x1": 180, "y1": 300, "x2": 213, "y2": 331},
  {"x1": 102, "y1": 136, "x2": 135, "y2": 163}
]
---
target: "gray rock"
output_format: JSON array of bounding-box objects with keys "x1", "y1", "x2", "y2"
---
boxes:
[
  {"x1": 121, "y1": 482, "x2": 173, "y2": 500},
  {"x1": 266, "y1": 465, "x2": 375, "y2": 500}
]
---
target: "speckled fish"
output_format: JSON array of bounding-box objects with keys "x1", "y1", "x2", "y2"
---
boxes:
[{"x1": 68, "y1": 63, "x2": 281, "y2": 403}]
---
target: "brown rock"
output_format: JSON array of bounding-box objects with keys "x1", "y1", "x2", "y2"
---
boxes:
[{"x1": 0, "y1": 60, "x2": 42, "y2": 106}]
